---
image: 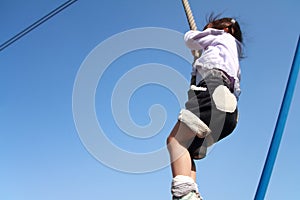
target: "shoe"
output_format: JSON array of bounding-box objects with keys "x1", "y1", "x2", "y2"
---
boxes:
[{"x1": 173, "y1": 191, "x2": 202, "y2": 200}]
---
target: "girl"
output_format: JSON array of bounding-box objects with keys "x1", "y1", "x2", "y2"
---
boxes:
[{"x1": 167, "y1": 16, "x2": 243, "y2": 200}]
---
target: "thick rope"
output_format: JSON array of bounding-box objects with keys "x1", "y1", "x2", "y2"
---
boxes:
[
  {"x1": 181, "y1": 0, "x2": 200, "y2": 85},
  {"x1": 181, "y1": 0, "x2": 197, "y2": 30}
]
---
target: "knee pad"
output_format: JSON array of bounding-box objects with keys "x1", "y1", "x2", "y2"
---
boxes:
[
  {"x1": 178, "y1": 109, "x2": 211, "y2": 138},
  {"x1": 212, "y1": 85, "x2": 237, "y2": 113}
]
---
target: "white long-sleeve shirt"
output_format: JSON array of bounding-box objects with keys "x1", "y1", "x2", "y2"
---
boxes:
[{"x1": 184, "y1": 28, "x2": 242, "y2": 97}]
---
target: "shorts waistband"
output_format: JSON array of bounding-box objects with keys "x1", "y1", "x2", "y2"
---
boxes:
[{"x1": 200, "y1": 68, "x2": 235, "y2": 92}]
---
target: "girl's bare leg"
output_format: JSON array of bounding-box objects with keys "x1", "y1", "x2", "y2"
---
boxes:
[
  {"x1": 191, "y1": 160, "x2": 197, "y2": 181},
  {"x1": 167, "y1": 121, "x2": 196, "y2": 179}
]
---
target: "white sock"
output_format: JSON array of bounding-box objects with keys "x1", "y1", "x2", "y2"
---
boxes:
[{"x1": 171, "y1": 175, "x2": 198, "y2": 197}]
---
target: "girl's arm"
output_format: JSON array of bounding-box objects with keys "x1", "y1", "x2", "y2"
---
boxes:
[{"x1": 184, "y1": 28, "x2": 224, "y2": 50}]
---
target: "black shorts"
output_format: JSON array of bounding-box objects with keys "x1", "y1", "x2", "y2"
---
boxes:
[{"x1": 185, "y1": 69, "x2": 238, "y2": 159}]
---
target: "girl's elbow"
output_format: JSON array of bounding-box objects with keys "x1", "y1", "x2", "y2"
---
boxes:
[{"x1": 185, "y1": 42, "x2": 201, "y2": 50}]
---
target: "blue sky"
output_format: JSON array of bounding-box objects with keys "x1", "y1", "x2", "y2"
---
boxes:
[{"x1": 1, "y1": 0, "x2": 300, "y2": 200}]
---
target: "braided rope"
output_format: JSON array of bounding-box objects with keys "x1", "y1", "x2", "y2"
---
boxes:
[
  {"x1": 181, "y1": 0, "x2": 197, "y2": 30},
  {"x1": 181, "y1": 0, "x2": 201, "y2": 75}
]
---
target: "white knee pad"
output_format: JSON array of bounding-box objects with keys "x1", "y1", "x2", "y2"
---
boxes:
[
  {"x1": 178, "y1": 109, "x2": 211, "y2": 138},
  {"x1": 171, "y1": 175, "x2": 198, "y2": 198},
  {"x1": 212, "y1": 85, "x2": 237, "y2": 113}
]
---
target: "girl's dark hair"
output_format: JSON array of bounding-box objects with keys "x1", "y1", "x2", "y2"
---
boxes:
[{"x1": 203, "y1": 13, "x2": 243, "y2": 44}]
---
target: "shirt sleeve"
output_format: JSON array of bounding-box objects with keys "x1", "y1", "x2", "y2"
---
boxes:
[{"x1": 184, "y1": 28, "x2": 224, "y2": 50}]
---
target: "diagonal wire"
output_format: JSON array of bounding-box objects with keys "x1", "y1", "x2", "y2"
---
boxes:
[{"x1": 0, "y1": 0, "x2": 78, "y2": 52}]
